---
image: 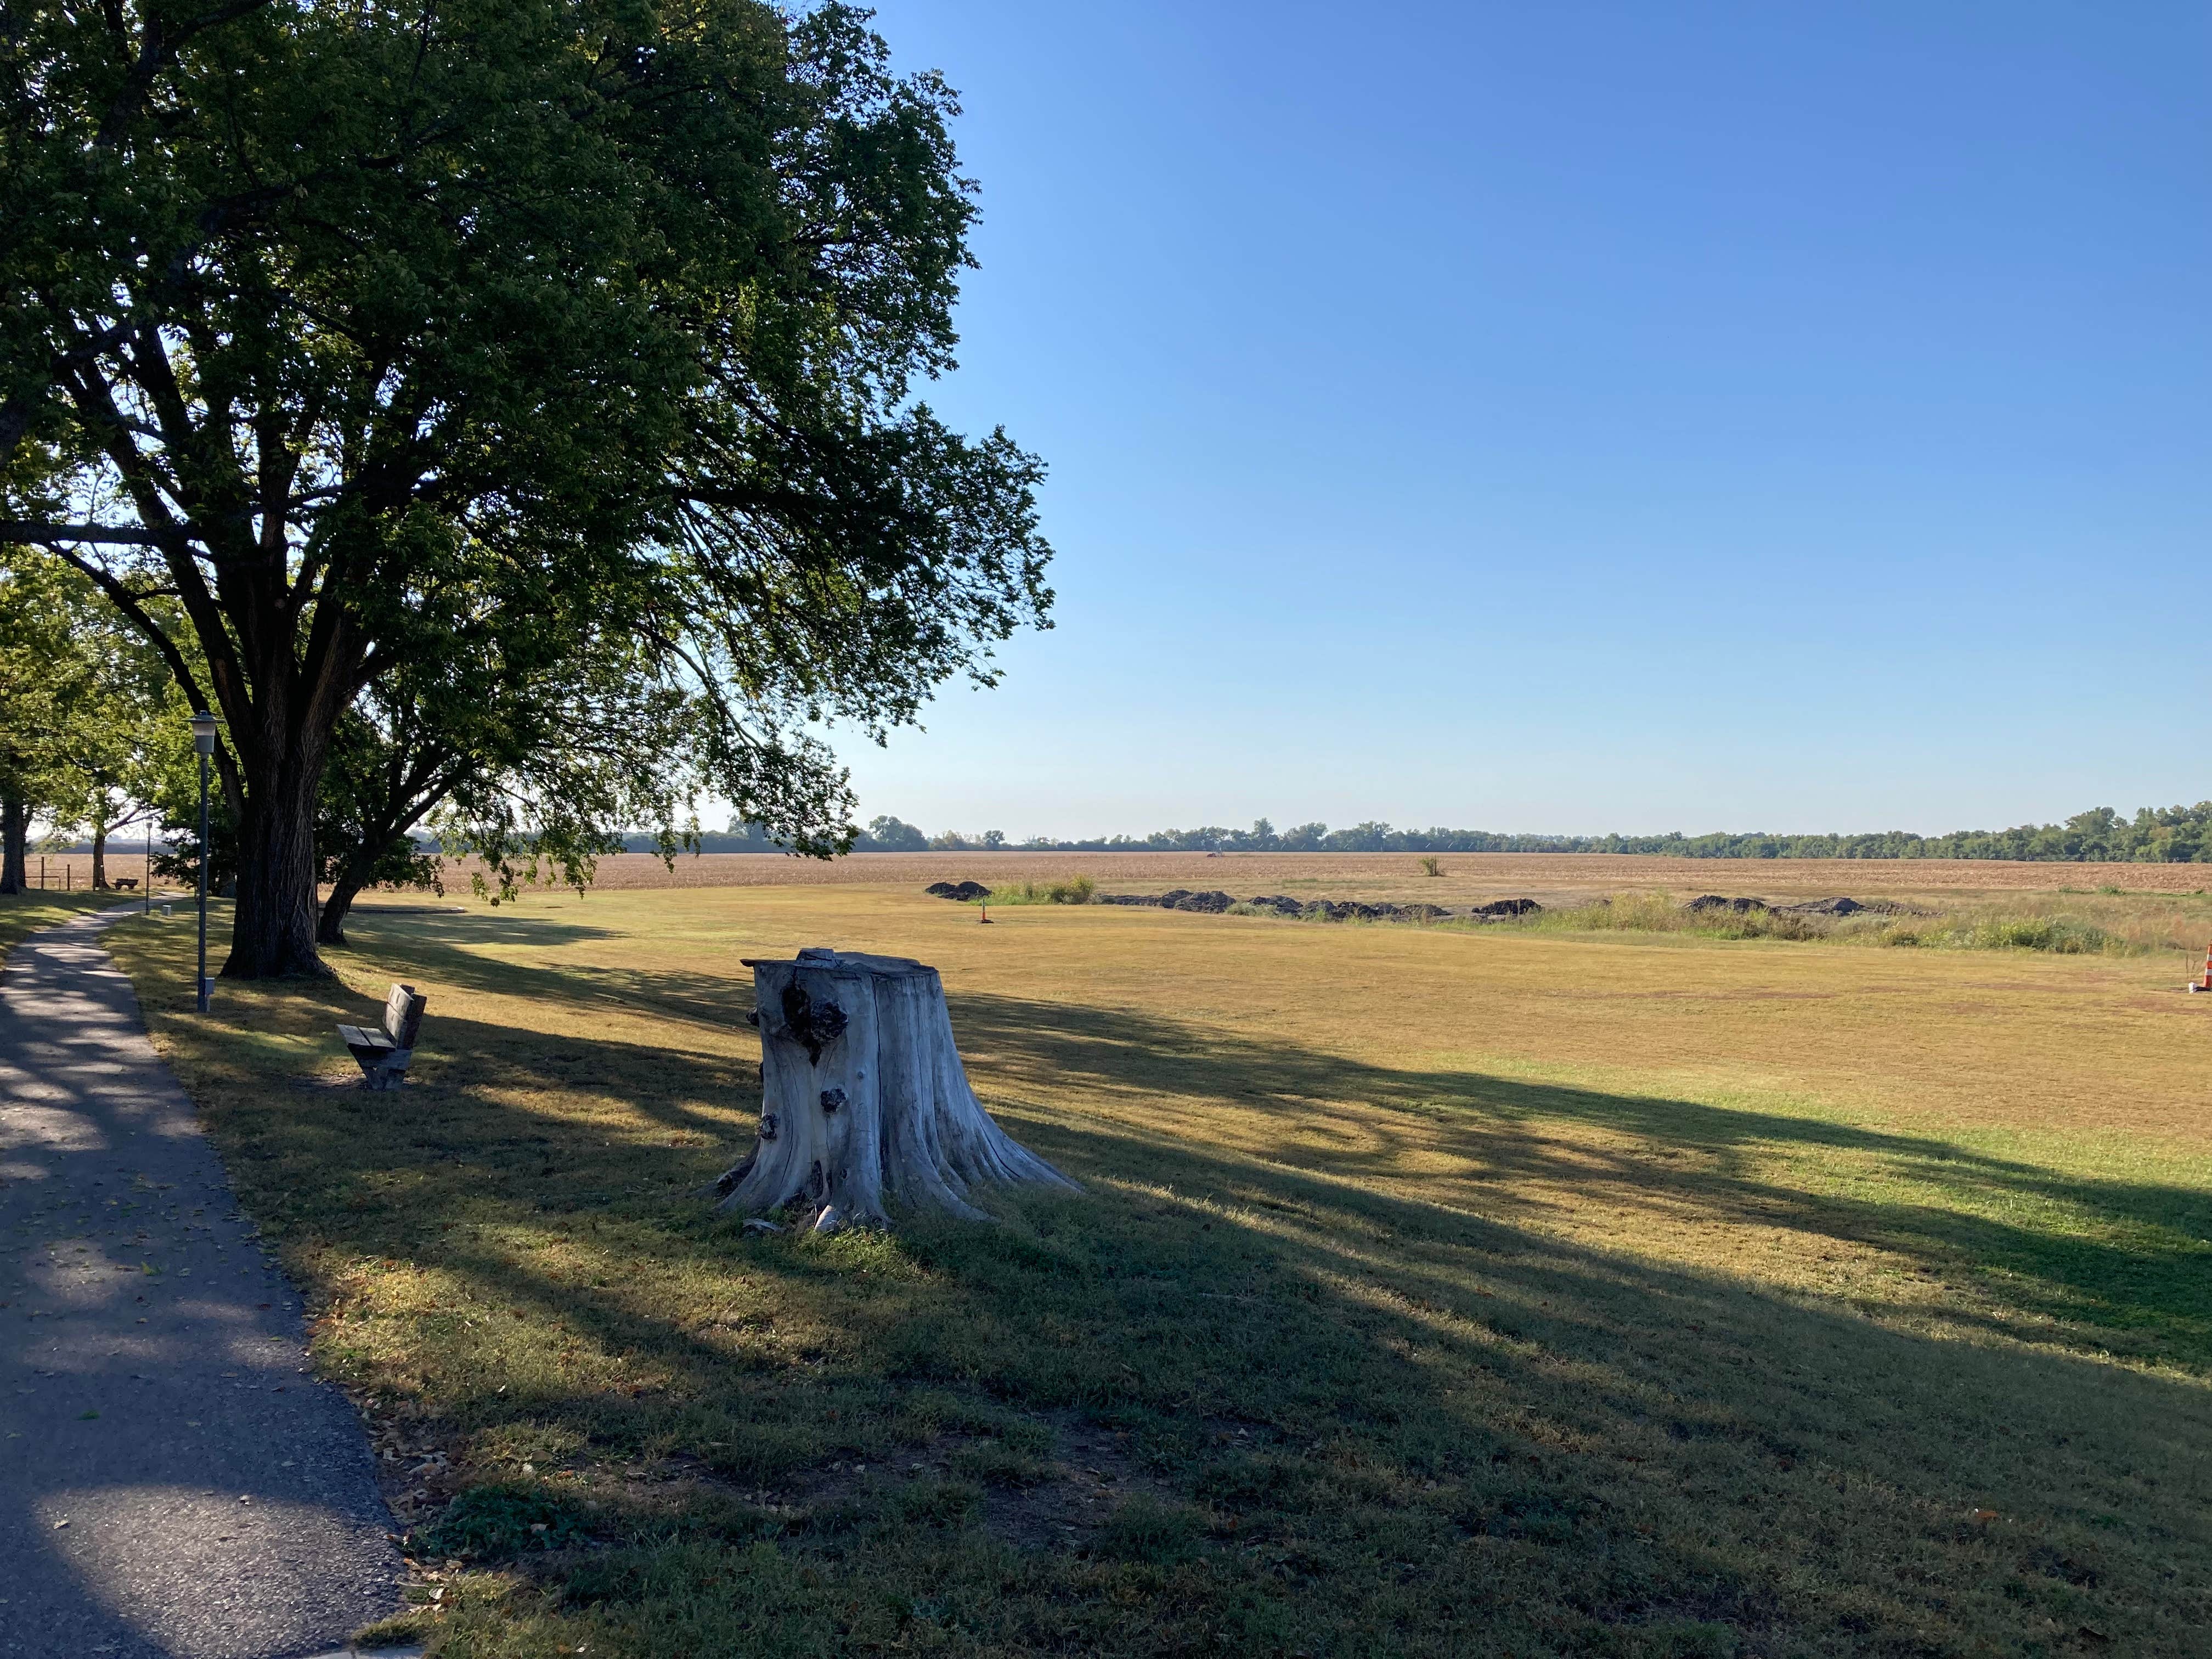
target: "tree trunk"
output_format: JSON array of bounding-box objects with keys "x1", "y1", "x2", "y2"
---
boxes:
[
  {"x1": 91, "y1": 823, "x2": 108, "y2": 889},
  {"x1": 716, "y1": 949, "x2": 1079, "y2": 1232},
  {"x1": 318, "y1": 868, "x2": 367, "y2": 946},
  {"x1": 224, "y1": 761, "x2": 328, "y2": 978},
  {"x1": 0, "y1": 792, "x2": 26, "y2": 894}
]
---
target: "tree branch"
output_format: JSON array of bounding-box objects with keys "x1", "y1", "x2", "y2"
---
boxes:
[
  {"x1": 48, "y1": 547, "x2": 217, "y2": 721},
  {"x1": 0, "y1": 522, "x2": 177, "y2": 545}
]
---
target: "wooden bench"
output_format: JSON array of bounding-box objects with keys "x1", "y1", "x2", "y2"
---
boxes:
[
  {"x1": 338, "y1": 983, "x2": 428, "y2": 1091},
  {"x1": 114, "y1": 877, "x2": 139, "y2": 890}
]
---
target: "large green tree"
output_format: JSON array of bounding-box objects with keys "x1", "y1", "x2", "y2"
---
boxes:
[
  {"x1": 0, "y1": 550, "x2": 87, "y2": 889},
  {"x1": 306, "y1": 575, "x2": 853, "y2": 946},
  {"x1": 2, "y1": 0, "x2": 1050, "y2": 975},
  {"x1": 44, "y1": 564, "x2": 174, "y2": 888}
]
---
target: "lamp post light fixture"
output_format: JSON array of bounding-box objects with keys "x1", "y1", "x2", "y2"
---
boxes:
[{"x1": 190, "y1": 709, "x2": 218, "y2": 1012}]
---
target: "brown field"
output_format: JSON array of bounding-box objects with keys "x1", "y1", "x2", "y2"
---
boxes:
[
  {"x1": 442, "y1": 849, "x2": 2212, "y2": 907},
  {"x1": 9, "y1": 851, "x2": 179, "y2": 894}
]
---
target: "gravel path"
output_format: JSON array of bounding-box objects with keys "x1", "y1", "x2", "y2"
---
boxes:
[{"x1": 0, "y1": 907, "x2": 402, "y2": 1658}]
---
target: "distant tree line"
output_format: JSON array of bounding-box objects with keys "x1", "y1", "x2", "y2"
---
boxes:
[
  {"x1": 681, "y1": 806, "x2": 2212, "y2": 863},
  {"x1": 617, "y1": 816, "x2": 935, "y2": 855}
]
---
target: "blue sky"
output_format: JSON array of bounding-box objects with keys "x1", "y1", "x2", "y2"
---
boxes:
[{"x1": 832, "y1": 1, "x2": 2209, "y2": 839}]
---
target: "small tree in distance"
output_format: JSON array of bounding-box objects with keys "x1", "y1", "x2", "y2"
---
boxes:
[{"x1": 858, "y1": 816, "x2": 929, "y2": 852}]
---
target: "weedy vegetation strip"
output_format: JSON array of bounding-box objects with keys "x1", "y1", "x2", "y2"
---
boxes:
[{"x1": 103, "y1": 887, "x2": 2212, "y2": 1657}]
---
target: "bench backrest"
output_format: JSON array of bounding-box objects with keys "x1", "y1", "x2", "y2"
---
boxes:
[{"x1": 382, "y1": 983, "x2": 427, "y2": 1048}]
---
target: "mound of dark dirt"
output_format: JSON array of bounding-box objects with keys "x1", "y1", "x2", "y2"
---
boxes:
[
  {"x1": 1774, "y1": 896, "x2": 1921, "y2": 917},
  {"x1": 1308, "y1": 900, "x2": 1452, "y2": 921},
  {"x1": 1096, "y1": 893, "x2": 1483, "y2": 924},
  {"x1": 1169, "y1": 889, "x2": 1235, "y2": 913},
  {"x1": 1685, "y1": 895, "x2": 1769, "y2": 913},
  {"x1": 924, "y1": 881, "x2": 992, "y2": 901},
  {"x1": 1468, "y1": 898, "x2": 1543, "y2": 917},
  {"x1": 1308, "y1": 899, "x2": 1379, "y2": 920},
  {"x1": 1093, "y1": 889, "x2": 1234, "y2": 912}
]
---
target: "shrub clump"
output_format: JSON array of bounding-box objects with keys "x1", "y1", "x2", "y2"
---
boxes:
[
  {"x1": 954, "y1": 875, "x2": 1094, "y2": 905},
  {"x1": 1871, "y1": 915, "x2": 2114, "y2": 954}
]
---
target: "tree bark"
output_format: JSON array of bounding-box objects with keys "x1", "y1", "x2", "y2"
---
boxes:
[
  {"x1": 317, "y1": 869, "x2": 367, "y2": 946},
  {"x1": 716, "y1": 949, "x2": 1079, "y2": 1231},
  {"x1": 0, "y1": 792, "x2": 26, "y2": 894},
  {"x1": 224, "y1": 753, "x2": 330, "y2": 978},
  {"x1": 91, "y1": 823, "x2": 108, "y2": 889},
  {"x1": 317, "y1": 762, "x2": 458, "y2": 947}
]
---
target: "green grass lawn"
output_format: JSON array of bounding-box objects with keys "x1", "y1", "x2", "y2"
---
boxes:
[
  {"x1": 0, "y1": 887, "x2": 127, "y2": 958},
  {"x1": 99, "y1": 888, "x2": 2212, "y2": 1657}
]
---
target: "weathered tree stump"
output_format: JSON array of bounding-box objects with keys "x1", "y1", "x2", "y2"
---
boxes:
[{"x1": 715, "y1": 948, "x2": 1079, "y2": 1231}]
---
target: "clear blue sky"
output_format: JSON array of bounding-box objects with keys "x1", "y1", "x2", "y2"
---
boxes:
[{"x1": 832, "y1": 1, "x2": 2208, "y2": 839}]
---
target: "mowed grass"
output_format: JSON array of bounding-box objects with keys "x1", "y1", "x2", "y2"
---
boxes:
[
  {"x1": 0, "y1": 888, "x2": 128, "y2": 957},
  {"x1": 100, "y1": 888, "x2": 2212, "y2": 1657}
]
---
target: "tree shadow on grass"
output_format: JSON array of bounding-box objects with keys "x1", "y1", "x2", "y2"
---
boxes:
[
  {"x1": 944, "y1": 990, "x2": 2212, "y2": 1373},
  {"x1": 334, "y1": 912, "x2": 749, "y2": 1031},
  {"x1": 320, "y1": 929, "x2": 752, "y2": 1044},
  {"x1": 304, "y1": 926, "x2": 2212, "y2": 1373},
  {"x1": 351, "y1": 913, "x2": 622, "y2": 949},
  {"x1": 299, "y1": 926, "x2": 2212, "y2": 1373},
  {"x1": 129, "y1": 926, "x2": 2212, "y2": 1655},
  {"x1": 256, "y1": 1007, "x2": 2212, "y2": 1654}
]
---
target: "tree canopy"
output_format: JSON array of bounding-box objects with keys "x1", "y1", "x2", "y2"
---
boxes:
[
  {"x1": 2, "y1": 0, "x2": 1051, "y2": 972},
  {"x1": 0, "y1": 545, "x2": 176, "y2": 889}
]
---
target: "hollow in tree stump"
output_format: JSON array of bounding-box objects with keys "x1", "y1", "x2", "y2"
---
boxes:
[{"x1": 715, "y1": 949, "x2": 1079, "y2": 1231}]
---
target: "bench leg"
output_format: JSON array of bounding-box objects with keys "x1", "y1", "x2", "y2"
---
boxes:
[{"x1": 345, "y1": 1045, "x2": 413, "y2": 1090}]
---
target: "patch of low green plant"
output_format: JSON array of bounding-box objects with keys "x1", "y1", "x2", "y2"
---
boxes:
[
  {"x1": 1097, "y1": 1494, "x2": 1204, "y2": 1564},
  {"x1": 949, "y1": 1441, "x2": 1048, "y2": 1487},
  {"x1": 895, "y1": 1476, "x2": 984, "y2": 1525},
  {"x1": 1491, "y1": 891, "x2": 2196, "y2": 956},
  {"x1": 1968, "y1": 916, "x2": 2110, "y2": 953},
  {"x1": 1518, "y1": 893, "x2": 1822, "y2": 943},
  {"x1": 973, "y1": 875, "x2": 1096, "y2": 906},
  {"x1": 1864, "y1": 915, "x2": 2111, "y2": 953},
  {"x1": 414, "y1": 1482, "x2": 599, "y2": 1562}
]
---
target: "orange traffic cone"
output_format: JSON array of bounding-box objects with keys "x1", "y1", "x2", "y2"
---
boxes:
[
  {"x1": 978, "y1": 903, "x2": 992, "y2": 925},
  {"x1": 2194, "y1": 943, "x2": 2212, "y2": 992}
]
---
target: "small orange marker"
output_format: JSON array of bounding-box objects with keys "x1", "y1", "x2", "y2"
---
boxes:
[
  {"x1": 978, "y1": 903, "x2": 992, "y2": 925},
  {"x1": 2193, "y1": 942, "x2": 2212, "y2": 992}
]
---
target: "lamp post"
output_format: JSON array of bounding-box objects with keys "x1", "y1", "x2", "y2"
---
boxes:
[{"x1": 190, "y1": 710, "x2": 218, "y2": 1012}]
